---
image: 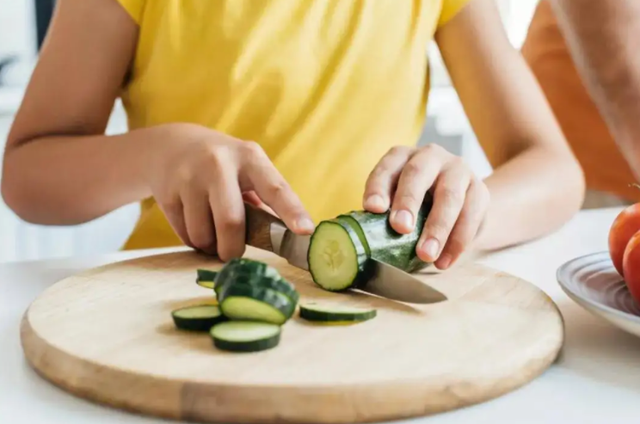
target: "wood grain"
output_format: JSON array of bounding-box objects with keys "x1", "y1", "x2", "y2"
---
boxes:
[
  {"x1": 20, "y1": 248, "x2": 564, "y2": 424},
  {"x1": 244, "y1": 203, "x2": 281, "y2": 252}
]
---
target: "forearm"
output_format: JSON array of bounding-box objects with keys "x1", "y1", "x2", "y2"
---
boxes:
[
  {"x1": 474, "y1": 145, "x2": 585, "y2": 251},
  {"x1": 1, "y1": 127, "x2": 163, "y2": 225},
  {"x1": 431, "y1": 0, "x2": 586, "y2": 254},
  {"x1": 550, "y1": 0, "x2": 640, "y2": 176}
]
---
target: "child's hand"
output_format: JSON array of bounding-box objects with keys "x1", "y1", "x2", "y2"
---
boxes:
[
  {"x1": 362, "y1": 144, "x2": 490, "y2": 270},
  {"x1": 145, "y1": 124, "x2": 314, "y2": 260}
]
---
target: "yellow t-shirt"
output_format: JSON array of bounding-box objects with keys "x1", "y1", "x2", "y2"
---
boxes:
[{"x1": 116, "y1": 0, "x2": 471, "y2": 250}]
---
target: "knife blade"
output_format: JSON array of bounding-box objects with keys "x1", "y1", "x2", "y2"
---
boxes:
[{"x1": 244, "y1": 203, "x2": 447, "y2": 304}]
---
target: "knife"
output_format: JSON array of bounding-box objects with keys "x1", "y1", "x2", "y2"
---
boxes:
[{"x1": 244, "y1": 203, "x2": 447, "y2": 304}]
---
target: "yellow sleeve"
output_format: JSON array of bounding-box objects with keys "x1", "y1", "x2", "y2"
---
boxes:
[
  {"x1": 437, "y1": 0, "x2": 473, "y2": 28},
  {"x1": 114, "y1": 0, "x2": 146, "y2": 24}
]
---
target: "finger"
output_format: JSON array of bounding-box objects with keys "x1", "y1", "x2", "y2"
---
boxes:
[
  {"x1": 210, "y1": 174, "x2": 246, "y2": 262},
  {"x1": 243, "y1": 191, "x2": 278, "y2": 216},
  {"x1": 242, "y1": 142, "x2": 314, "y2": 234},
  {"x1": 416, "y1": 160, "x2": 471, "y2": 263},
  {"x1": 363, "y1": 146, "x2": 414, "y2": 213},
  {"x1": 433, "y1": 179, "x2": 489, "y2": 270},
  {"x1": 242, "y1": 191, "x2": 263, "y2": 208},
  {"x1": 389, "y1": 146, "x2": 444, "y2": 234},
  {"x1": 182, "y1": 188, "x2": 217, "y2": 255},
  {"x1": 242, "y1": 190, "x2": 277, "y2": 215},
  {"x1": 158, "y1": 198, "x2": 192, "y2": 248}
]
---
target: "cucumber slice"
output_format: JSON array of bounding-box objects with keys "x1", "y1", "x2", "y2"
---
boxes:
[
  {"x1": 196, "y1": 269, "x2": 218, "y2": 289},
  {"x1": 337, "y1": 215, "x2": 371, "y2": 257},
  {"x1": 216, "y1": 273, "x2": 299, "y2": 305},
  {"x1": 214, "y1": 258, "x2": 281, "y2": 290},
  {"x1": 210, "y1": 321, "x2": 281, "y2": 352},
  {"x1": 308, "y1": 219, "x2": 371, "y2": 291},
  {"x1": 196, "y1": 280, "x2": 215, "y2": 289},
  {"x1": 171, "y1": 305, "x2": 227, "y2": 331},
  {"x1": 219, "y1": 284, "x2": 295, "y2": 325},
  {"x1": 346, "y1": 195, "x2": 433, "y2": 273},
  {"x1": 299, "y1": 303, "x2": 377, "y2": 322}
]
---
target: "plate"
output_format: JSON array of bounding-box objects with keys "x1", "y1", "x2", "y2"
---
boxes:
[{"x1": 557, "y1": 251, "x2": 640, "y2": 337}]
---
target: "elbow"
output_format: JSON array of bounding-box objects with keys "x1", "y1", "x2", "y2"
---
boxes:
[
  {"x1": 1, "y1": 180, "x2": 23, "y2": 223},
  {"x1": 1, "y1": 159, "x2": 33, "y2": 224},
  {"x1": 1, "y1": 147, "x2": 45, "y2": 225},
  {"x1": 1, "y1": 173, "x2": 54, "y2": 226}
]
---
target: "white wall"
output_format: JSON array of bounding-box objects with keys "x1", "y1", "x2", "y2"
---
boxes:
[
  {"x1": 0, "y1": 0, "x2": 35, "y2": 59},
  {"x1": 500, "y1": 0, "x2": 540, "y2": 48}
]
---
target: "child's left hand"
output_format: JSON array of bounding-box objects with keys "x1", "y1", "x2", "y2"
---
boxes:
[{"x1": 362, "y1": 143, "x2": 490, "y2": 269}]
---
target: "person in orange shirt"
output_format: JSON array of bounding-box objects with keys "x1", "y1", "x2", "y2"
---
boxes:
[
  {"x1": 522, "y1": 0, "x2": 640, "y2": 208},
  {"x1": 2, "y1": 0, "x2": 585, "y2": 270}
]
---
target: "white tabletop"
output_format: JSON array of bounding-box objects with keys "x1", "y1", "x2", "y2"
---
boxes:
[{"x1": 2, "y1": 207, "x2": 640, "y2": 423}]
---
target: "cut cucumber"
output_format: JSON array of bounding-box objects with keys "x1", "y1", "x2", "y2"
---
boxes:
[
  {"x1": 214, "y1": 258, "x2": 280, "y2": 290},
  {"x1": 299, "y1": 303, "x2": 377, "y2": 322},
  {"x1": 216, "y1": 273, "x2": 299, "y2": 305},
  {"x1": 196, "y1": 280, "x2": 215, "y2": 289},
  {"x1": 210, "y1": 321, "x2": 281, "y2": 352},
  {"x1": 345, "y1": 195, "x2": 433, "y2": 273},
  {"x1": 307, "y1": 219, "x2": 371, "y2": 291},
  {"x1": 171, "y1": 305, "x2": 227, "y2": 331},
  {"x1": 219, "y1": 284, "x2": 295, "y2": 325},
  {"x1": 196, "y1": 269, "x2": 218, "y2": 289},
  {"x1": 336, "y1": 215, "x2": 371, "y2": 257}
]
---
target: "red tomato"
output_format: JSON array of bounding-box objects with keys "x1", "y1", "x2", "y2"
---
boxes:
[
  {"x1": 623, "y1": 230, "x2": 640, "y2": 303},
  {"x1": 609, "y1": 203, "x2": 640, "y2": 277}
]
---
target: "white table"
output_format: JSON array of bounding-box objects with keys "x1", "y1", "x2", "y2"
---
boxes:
[{"x1": 2, "y1": 207, "x2": 640, "y2": 423}]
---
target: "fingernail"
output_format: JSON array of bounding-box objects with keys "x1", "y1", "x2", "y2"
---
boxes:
[
  {"x1": 420, "y1": 238, "x2": 440, "y2": 260},
  {"x1": 392, "y1": 210, "x2": 414, "y2": 230},
  {"x1": 296, "y1": 218, "x2": 315, "y2": 232},
  {"x1": 365, "y1": 195, "x2": 387, "y2": 211}
]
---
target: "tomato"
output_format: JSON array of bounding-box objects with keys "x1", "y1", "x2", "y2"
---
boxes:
[
  {"x1": 608, "y1": 203, "x2": 640, "y2": 277},
  {"x1": 623, "y1": 230, "x2": 640, "y2": 303}
]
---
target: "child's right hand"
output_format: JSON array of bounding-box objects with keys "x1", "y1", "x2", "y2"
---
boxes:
[{"x1": 144, "y1": 123, "x2": 315, "y2": 260}]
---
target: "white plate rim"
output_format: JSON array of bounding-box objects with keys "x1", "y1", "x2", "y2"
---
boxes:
[{"x1": 556, "y1": 251, "x2": 640, "y2": 325}]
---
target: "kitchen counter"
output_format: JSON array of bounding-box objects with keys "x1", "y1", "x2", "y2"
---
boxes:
[{"x1": 2, "y1": 207, "x2": 640, "y2": 423}]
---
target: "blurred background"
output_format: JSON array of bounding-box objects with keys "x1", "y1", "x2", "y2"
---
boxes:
[{"x1": 0, "y1": 0, "x2": 539, "y2": 263}]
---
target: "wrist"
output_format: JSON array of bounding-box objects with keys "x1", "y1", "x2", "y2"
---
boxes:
[{"x1": 133, "y1": 122, "x2": 211, "y2": 190}]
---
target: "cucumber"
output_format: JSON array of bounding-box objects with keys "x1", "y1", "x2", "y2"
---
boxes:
[
  {"x1": 196, "y1": 269, "x2": 218, "y2": 289},
  {"x1": 219, "y1": 284, "x2": 295, "y2": 325},
  {"x1": 171, "y1": 305, "x2": 227, "y2": 331},
  {"x1": 216, "y1": 273, "x2": 299, "y2": 305},
  {"x1": 214, "y1": 258, "x2": 280, "y2": 290},
  {"x1": 210, "y1": 321, "x2": 281, "y2": 352},
  {"x1": 307, "y1": 219, "x2": 372, "y2": 291},
  {"x1": 299, "y1": 303, "x2": 376, "y2": 322},
  {"x1": 336, "y1": 215, "x2": 371, "y2": 256},
  {"x1": 196, "y1": 280, "x2": 215, "y2": 289},
  {"x1": 345, "y1": 196, "x2": 433, "y2": 273}
]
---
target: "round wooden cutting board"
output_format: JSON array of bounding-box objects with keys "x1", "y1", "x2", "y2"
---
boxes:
[{"x1": 21, "y1": 248, "x2": 564, "y2": 424}]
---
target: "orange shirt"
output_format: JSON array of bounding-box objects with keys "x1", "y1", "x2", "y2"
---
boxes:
[{"x1": 521, "y1": 0, "x2": 640, "y2": 202}]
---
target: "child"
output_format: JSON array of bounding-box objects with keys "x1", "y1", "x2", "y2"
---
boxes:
[{"x1": 1, "y1": 0, "x2": 585, "y2": 270}]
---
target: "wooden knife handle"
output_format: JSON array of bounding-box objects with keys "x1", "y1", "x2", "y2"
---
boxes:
[{"x1": 244, "y1": 203, "x2": 283, "y2": 253}]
